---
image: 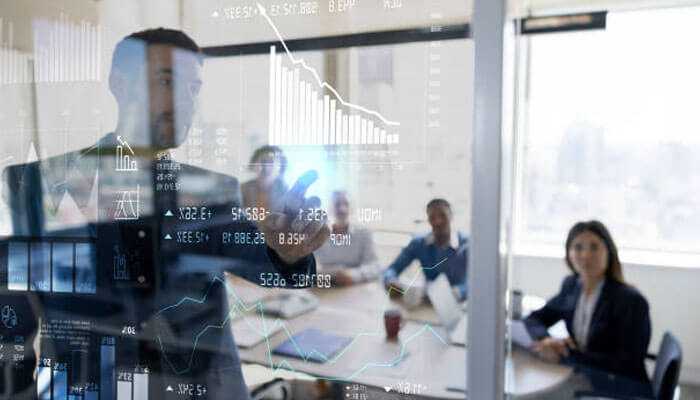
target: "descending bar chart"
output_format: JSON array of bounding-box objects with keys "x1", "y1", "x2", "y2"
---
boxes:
[
  {"x1": 116, "y1": 136, "x2": 138, "y2": 172},
  {"x1": 268, "y1": 46, "x2": 399, "y2": 146},
  {"x1": 259, "y1": 3, "x2": 400, "y2": 147}
]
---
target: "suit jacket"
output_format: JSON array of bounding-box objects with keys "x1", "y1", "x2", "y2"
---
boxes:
[
  {"x1": 1, "y1": 134, "x2": 315, "y2": 400},
  {"x1": 524, "y1": 274, "x2": 651, "y2": 386}
]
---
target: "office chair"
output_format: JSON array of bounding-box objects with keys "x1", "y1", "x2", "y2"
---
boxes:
[
  {"x1": 250, "y1": 378, "x2": 291, "y2": 400},
  {"x1": 575, "y1": 332, "x2": 682, "y2": 400}
]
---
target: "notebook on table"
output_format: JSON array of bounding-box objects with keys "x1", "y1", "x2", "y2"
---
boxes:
[{"x1": 272, "y1": 328, "x2": 352, "y2": 363}]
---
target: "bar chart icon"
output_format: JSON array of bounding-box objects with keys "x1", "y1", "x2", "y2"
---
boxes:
[
  {"x1": 115, "y1": 136, "x2": 138, "y2": 172},
  {"x1": 267, "y1": 45, "x2": 399, "y2": 147}
]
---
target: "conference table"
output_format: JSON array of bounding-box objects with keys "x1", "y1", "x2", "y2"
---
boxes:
[{"x1": 226, "y1": 274, "x2": 573, "y2": 399}]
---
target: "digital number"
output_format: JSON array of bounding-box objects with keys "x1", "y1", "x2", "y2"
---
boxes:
[
  {"x1": 176, "y1": 230, "x2": 210, "y2": 244},
  {"x1": 329, "y1": 0, "x2": 356, "y2": 12},
  {"x1": 330, "y1": 233, "x2": 351, "y2": 246},
  {"x1": 121, "y1": 326, "x2": 136, "y2": 336},
  {"x1": 260, "y1": 273, "x2": 287, "y2": 287},
  {"x1": 222, "y1": 231, "x2": 266, "y2": 245},
  {"x1": 278, "y1": 232, "x2": 306, "y2": 245},
  {"x1": 179, "y1": 206, "x2": 212, "y2": 221},
  {"x1": 292, "y1": 273, "x2": 332, "y2": 288},
  {"x1": 223, "y1": 5, "x2": 255, "y2": 19},
  {"x1": 297, "y1": 208, "x2": 327, "y2": 222},
  {"x1": 231, "y1": 207, "x2": 268, "y2": 221},
  {"x1": 117, "y1": 372, "x2": 133, "y2": 381},
  {"x1": 177, "y1": 383, "x2": 208, "y2": 396}
]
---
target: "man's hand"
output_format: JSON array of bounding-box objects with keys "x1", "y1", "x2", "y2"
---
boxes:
[
  {"x1": 332, "y1": 270, "x2": 354, "y2": 287},
  {"x1": 385, "y1": 280, "x2": 405, "y2": 300},
  {"x1": 259, "y1": 170, "x2": 330, "y2": 265},
  {"x1": 532, "y1": 337, "x2": 575, "y2": 363}
]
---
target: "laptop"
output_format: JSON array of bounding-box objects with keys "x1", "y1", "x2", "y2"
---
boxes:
[
  {"x1": 511, "y1": 319, "x2": 534, "y2": 348},
  {"x1": 426, "y1": 274, "x2": 468, "y2": 346}
]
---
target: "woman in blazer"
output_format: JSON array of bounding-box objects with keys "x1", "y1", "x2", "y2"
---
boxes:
[{"x1": 524, "y1": 220, "x2": 652, "y2": 395}]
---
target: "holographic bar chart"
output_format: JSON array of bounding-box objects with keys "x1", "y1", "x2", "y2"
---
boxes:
[
  {"x1": 0, "y1": 15, "x2": 101, "y2": 85},
  {"x1": 267, "y1": 45, "x2": 399, "y2": 146}
]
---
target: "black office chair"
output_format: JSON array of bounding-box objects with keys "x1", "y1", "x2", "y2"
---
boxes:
[
  {"x1": 250, "y1": 378, "x2": 291, "y2": 400},
  {"x1": 575, "y1": 332, "x2": 683, "y2": 400}
]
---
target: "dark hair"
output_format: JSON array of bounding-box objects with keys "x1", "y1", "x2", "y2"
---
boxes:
[
  {"x1": 111, "y1": 28, "x2": 203, "y2": 75},
  {"x1": 426, "y1": 198, "x2": 451, "y2": 212},
  {"x1": 331, "y1": 190, "x2": 348, "y2": 202},
  {"x1": 565, "y1": 220, "x2": 624, "y2": 283},
  {"x1": 248, "y1": 145, "x2": 287, "y2": 176}
]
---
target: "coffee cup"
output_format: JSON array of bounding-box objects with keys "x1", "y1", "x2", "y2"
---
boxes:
[{"x1": 384, "y1": 309, "x2": 403, "y2": 341}]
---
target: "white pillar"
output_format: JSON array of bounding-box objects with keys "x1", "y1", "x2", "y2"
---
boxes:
[{"x1": 468, "y1": 0, "x2": 507, "y2": 398}]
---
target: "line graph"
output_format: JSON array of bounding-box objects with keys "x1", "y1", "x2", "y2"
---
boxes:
[
  {"x1": 258, "y1": 3, "x2": 400, "y2": 146},
  {"x1": 154, "y1": 257, "x2": 455, "y2": 378}
]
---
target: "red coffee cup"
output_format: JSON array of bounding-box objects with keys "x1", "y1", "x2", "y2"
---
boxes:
[{"x1": 384, "y1": 309, "x2": 403, "y2": 341}]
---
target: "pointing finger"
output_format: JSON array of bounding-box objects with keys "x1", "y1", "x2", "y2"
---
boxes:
[
  {"x1": 284, "y1": 170, "x2": 318, "y2": 212},
  {"x1": 303, "y1": 196, "x2": 322, "y2": 210}
]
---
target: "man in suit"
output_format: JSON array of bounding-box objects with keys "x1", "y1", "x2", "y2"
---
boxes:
[{"x1": 1, "y1": 28, "x2": 329, "y2": 399}]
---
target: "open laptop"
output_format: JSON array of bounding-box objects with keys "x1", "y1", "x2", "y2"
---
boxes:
[{"x1": 426, "y1": 274, "x2": 468, "y2": 346}]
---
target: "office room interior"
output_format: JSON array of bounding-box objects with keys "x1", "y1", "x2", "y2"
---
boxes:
[{"x1": 0, "y1": 0, "x2": 698, "y2": 399}]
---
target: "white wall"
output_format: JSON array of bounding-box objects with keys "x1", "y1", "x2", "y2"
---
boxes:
[{"x1": 512, "y1": 254, "x2": 700, "y2": 384}]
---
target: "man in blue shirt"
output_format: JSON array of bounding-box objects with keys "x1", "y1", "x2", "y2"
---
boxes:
[{"x1": 383, "y1": 199, "x2": 469, "y2": 301}]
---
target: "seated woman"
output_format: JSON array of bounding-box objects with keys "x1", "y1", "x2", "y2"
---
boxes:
[
  {"x1": 314, "y1": 191, "x2": 381, "y2": 286},
  {"x1": 524, "y1": 220, "x2": 652, "y2": 396}
]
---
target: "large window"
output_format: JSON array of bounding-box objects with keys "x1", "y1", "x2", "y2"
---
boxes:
[{"x1": 516, "y1": 6, "x2": 700, "y2": 260}]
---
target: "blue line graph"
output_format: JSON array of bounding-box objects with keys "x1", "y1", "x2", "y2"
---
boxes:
[{"x1": 154, "y1": 256, "x2": 455, "y2": 378}]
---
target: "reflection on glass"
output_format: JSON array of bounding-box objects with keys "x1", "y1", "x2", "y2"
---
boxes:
[
  {"x1": 8, "y1": 242, "x2": 29, "y2": 291},
  {"x1": 75, "y1": 243, "x2": 96, "y2": 294},
  {"x1": 0, "y1": 1, "x2": 473, "y2": 398},
  {"x1": 52, "y1": 243, "x2": 74, "y2": 293}
]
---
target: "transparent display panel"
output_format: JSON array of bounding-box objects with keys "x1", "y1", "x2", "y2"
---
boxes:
[{"x1": 0, "y1": 0, "x2": 474, "y2": 399}]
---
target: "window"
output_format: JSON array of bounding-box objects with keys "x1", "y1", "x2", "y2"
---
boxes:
[{"x1": 516, "y1": 6, "x2": 700, "y2": 259}]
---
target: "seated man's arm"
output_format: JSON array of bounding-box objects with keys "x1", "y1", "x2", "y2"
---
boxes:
[
  {"x1": 340, "y1": 229, "x2": 382, "y2": 284},
  {"x1": 383, "y1": 238, "x2": 420, "y2": 287}
]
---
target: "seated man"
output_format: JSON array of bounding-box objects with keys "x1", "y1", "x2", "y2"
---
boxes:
[
  {"x1": 383, "y1": 198, "x2": 469, "y2": 301},
  {"x1": 315, "y1": 191, "x2": 381, "y2": 286}
]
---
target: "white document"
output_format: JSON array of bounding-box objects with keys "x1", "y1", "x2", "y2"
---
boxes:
[{"x1": 232, "y1": 314, "x2": 284, "y2": 348}]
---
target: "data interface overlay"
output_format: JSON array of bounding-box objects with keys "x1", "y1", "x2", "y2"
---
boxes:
[{"x1": 0, "y1": 0, "x2": 472, "y2": 398}]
